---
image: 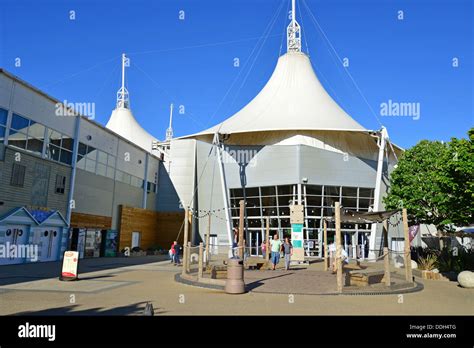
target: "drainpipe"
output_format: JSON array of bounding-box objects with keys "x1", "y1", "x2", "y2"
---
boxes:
[{"x1": 66, "y1": 115, "x2": 81, "y2": 226}]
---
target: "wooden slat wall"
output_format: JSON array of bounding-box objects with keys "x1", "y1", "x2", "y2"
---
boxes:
[
  {"x1": 118, "y1": 205, "x2": 184, "y2": 251},
  {"x1": 70, "y1": 212, "x2": 112, "y2": 229}
]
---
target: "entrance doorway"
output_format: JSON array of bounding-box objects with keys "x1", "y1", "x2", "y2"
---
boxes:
[
  {"x1": 1, "y1": 225, "x2": 28, "y2": 265},
  {"x1": 249, "y1": 230, "x2": 262, "y2": 256},
  {"x1": 304, "y1": 228, "x2": 320, "y2": 257},
  {"x1": 131, "y1": 231, "x2": 141, "y2": 249},
  {"x1": 39, "y1": 228, "x2": 61, "y2": 262}
]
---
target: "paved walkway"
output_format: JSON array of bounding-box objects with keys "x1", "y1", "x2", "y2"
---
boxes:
[{"x1": 0, "y1": 256, "x2": 472, "y2": 315}]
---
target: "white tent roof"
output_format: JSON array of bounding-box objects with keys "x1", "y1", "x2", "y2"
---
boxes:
[
  {"x1": 185, "y1": 51, "x2": 366, "y2": 138},
  {"x1": 106, "y1": 107, "x2": 158, "y2": 153}
]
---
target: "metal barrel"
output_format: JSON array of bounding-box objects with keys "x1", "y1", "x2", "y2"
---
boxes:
[{"x1": 225, "y1": 258, "x2": 245, "y2": 294}]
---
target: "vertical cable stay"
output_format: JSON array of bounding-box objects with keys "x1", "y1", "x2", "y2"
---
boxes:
[
  {"x1": 297, "y1": 0, "x2": 310, "y2": 55},
  {"x1": 212, "y1": 0, "x2": 286, "y2": 133},
  {"x1": 225, "y1": 0, "x2": 286, "y2": 117},
  {"x1": 302, "y1": 0, "x2": 383, "y2": 129},
  {"x1": 279, "y1": 0, "x2": 292, "y2": 56}
]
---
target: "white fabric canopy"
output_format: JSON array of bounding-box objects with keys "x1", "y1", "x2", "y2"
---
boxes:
[
  {"x1": 186, "y1": 52, "x2": 366, "y2": 138},
  {"x1": 106, "y1": 107, "x2": 158, "y2": 153}
]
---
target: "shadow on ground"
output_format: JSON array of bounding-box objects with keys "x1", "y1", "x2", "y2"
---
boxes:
[
  {"x1": 245, "y1": 272, "x2": 295, "y2": 291},
  {"x1": 13, "y1": 301, "x2": 168, "y2": 316},
  {"x1": 0, "y1": 255, "x2": 169, "y2": 287}
]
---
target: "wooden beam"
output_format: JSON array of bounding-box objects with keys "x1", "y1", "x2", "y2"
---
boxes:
[
  {"x1": 205, "y1": 214, "x2": 211, "y2": 266},
  {"x1": 335, "y1": 202, "x2": 343, "y2": 293},
  {"x1": 402, "y1": 208, "x2": 413, "y2": 282},
  {"x1": 323, "y1": 219, "x2": 328, "y2": 271},
  {"x1": 265, "y1": 216, "x2": 270, "y2": 261},
  {"x1": 198, "y1": 242, "x2": 204, "y2": 279},
  {"x1": 384, "y1": 246, "x2": 391, "y2": 287},
  {"x1": 238, "y1": 200, "x2": 244, "y2": 258},
  {"x1": 383, "y1": 219, "x2": 391, "y2": 287},
  {"x1": 182, "y1": 208, "x2": 189, "y2": 276},
  {"x1": 383, "y1": 219, "x2": 389, "y2": 248},
  {"x1": 186, "y1": 241, "x2": 191, "y2": 273}
]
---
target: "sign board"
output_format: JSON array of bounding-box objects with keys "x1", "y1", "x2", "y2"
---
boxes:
[
  {"x1": 291, "y1": 223, "x2": 305, "y2": 261},
  {"x1": 104, "y1": 230, "x2": 118, "y2": 257},
  {"x1": 60, "y1": 251, "x2": 79, "y2": 281},
  {"x1": 290, "y1": 205, "x2": 304, "y2": 224}
]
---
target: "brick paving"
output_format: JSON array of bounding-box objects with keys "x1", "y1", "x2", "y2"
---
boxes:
[
  {"x1": 245, "y1": 269, "x2": 338, "y2": 294},
  {"x1": 0, "y1": 257, "x2": 471, "y2": 315}
]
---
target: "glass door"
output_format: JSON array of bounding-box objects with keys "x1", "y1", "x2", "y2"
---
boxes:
[{"x1": 249, "y1": 230, "x2": 261, "y2": 256}]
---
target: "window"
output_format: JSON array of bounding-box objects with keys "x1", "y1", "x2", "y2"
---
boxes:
[
  {"x1": 0, "y1": 108, "x2": 7, "y2": 126},
  {"x1": 147, "y1": 181, "x2": 156, "y2": 193},
  {"x1": 55, "y1": 174, "x2": 66, "y2": 194},
  {"x1": 9, "y1": 114, "x2": 45, "y2": 155},
  {"x1": 46, "y1": 128, "x2": 73, "y2": 165},
  {"x1": 10, "y1": 163, "x2": 26, "y2": 187},
  {"x1": 11, "y1": 114, "x2": 29, "y2": 131},
  {"x1": 0, "y1": 108, "x2": 7, "y2": 142}
]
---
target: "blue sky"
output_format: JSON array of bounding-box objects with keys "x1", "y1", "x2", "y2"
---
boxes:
[{"x1": 1, "y1": 0, "x2": 472, "y2": 148}]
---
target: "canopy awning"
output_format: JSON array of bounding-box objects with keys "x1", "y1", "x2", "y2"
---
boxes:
[{"x1": 325, "y1": 209, "x2": 400, "y2": 224}]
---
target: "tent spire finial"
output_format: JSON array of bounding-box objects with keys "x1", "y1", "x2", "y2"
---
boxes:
[
  {"x1": 166, "y1": 103, "x2": 174, "y2": 141},
  {"x1": 287, "y1": 0, "x2": 301, "y2": 53},
  {"x1": 116, "y1": 53, "x2": 130, "y2": 109}
]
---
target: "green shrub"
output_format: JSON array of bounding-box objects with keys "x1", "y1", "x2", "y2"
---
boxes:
[
  {"x1": 436, "y1": 247, "x2": 474, "y2": 273},
  {"x1": 418, "y1": 254, "x2": 438, "y2": 271}
]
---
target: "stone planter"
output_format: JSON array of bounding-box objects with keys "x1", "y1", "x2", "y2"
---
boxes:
[{"x1": 421, "y1": 270, "x2": 449, "y2": 281}]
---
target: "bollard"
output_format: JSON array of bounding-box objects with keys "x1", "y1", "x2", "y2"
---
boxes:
[{"x1": 225, "y1": 258, "x2": 245, "y2": 294}]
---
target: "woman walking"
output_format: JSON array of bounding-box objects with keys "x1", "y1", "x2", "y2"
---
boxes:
[{"x1": 282, "y1": 237, "x2": 293, "y2": 270}]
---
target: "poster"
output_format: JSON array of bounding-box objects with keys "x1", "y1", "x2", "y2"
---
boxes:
[
  {"x1": 291, "y1": 223, "x2": 304, "y2": 261},
  {"x1": 104, "y1": 230, "x2": 118, "y2": 257},
  {"x1": 61, "y1": 251, "x2": 79, "y2": 279},
  {"x1": 85, "y1": 230, "x2": 96, "y2": 258},
  {"x1": 77, "y1": 229, "x2": 86, "y2": 259}
]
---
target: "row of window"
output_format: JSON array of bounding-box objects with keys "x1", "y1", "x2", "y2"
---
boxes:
[
  {"x1": 229, "y1": 185, "x2": 375, "y2": 232},
  {"x1": 1, "y1": 108, "x2": 158, "y2": 193},
  {"x1": 231, "y1": 185, "x2": 374, "y2": 199},
  {"x1": 76, "y1": 142, "x2": 155, "y2": 190},
  {"x1": 10, "y1": 163, "x2": 66, "y2": 194},
  {"x1": 2, "y1": 110, "x2": 74, "y2": 165}
]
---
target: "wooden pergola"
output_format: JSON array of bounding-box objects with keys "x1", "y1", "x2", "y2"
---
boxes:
[{"x1": 323, "y1": 202, "x2": 413, "y2": 293}]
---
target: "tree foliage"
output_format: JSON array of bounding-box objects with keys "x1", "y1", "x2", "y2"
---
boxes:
[{"x1": 384, "y1": 128, "x2": 474, "y2": 231}]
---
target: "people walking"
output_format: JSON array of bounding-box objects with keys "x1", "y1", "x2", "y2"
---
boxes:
[
  {"x1": 232, "y1": 228, "x2": 239, "y2": 258},
  {"x1": 261, "y1": 240, "x2": 267, "y2": 259},
  {"x1": 282, "y1": 237, "x2": 293, "y2": 270},
  {"x1": 270, "y1": 234, "x2": 282, "y2": 270},
  {"x1": 172, "y1": 241, "x2": 181, "y2": 266},
  {"x1": 169, "y1": 242, "x2": 175, "y2": 263}
]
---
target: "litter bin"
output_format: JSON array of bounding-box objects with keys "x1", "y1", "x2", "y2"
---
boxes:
[{"x1": 225, "y1": 258, "x2": 245, "y2": 294}]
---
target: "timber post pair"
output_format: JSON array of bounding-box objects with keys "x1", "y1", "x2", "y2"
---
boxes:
[
  {"x1": 181, "y1": 207, "x2": 205, "y2": 278},
  {"x1": 324, "y1": 204, "x2": 412, "y2": 293}
]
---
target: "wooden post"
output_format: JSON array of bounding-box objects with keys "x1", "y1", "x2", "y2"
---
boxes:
[
  {"x1": 383, "y1": 247, "x2": 391, "y2": 286},
  {"x1": 383, "y1": 219, "x2": 391, "y2": 286},
  {"x1": 265, "y1": 216, "x2": 270, "y2": 261},
  {"x1": 186, "y1": 241, "x2": 191, "y2": 273},
  {"x1": 205, "y1": 214, "x2": 211, "y2": 266},
  {"x1": 238, "y1": 200, "x2": 245, "y2": 258},
  {"x1": 335, "y1": 202, "x2": 343, "y2": 293},
  {"x1": 323, "y1": 219, "x2": 328, "y2": 271},
  {"x1": 181, "y1": 208, "x2": 189, "y2": 276},
  {"x1": 383, "y1": 219, "x2": 389, "y2": 248},
  {"x1": 402, "y1": 208, "x2": 413, "y2": 282},
  {"x1": 198, "y1": 242, "x2": 204, "y2": 279}
]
